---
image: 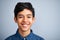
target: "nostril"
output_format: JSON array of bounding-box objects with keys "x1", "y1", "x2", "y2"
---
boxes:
[{"x1": 23, "y1": 17, "x2": 28, "y2": 21}]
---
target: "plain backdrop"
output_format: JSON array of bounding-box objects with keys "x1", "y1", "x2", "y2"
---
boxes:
[{"x1": 0, "y1": 0, "x2": 60, "y2": 40}]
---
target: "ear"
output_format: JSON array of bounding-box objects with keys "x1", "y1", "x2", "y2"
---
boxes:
[{"x1": 14, "y1": 17, "x2": 17, "y2": 23}]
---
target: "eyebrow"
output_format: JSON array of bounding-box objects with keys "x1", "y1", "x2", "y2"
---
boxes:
[
  {"x1": 18, "y1": 14, "x2": 23, "y2": 16},
  {"x1": 27, "y1": 14, "x2": 32, "y2": 16},
  {"x1": 18, "y1": 14, "x2": 32, "y2": 16}
]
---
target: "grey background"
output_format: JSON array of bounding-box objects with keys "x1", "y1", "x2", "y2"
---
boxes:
[{"x1": 0, "y1": 0, "x2": 60, "y2": 40}]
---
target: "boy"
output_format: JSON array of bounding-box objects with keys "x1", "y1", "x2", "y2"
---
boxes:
[{"x1": 5, "y1": 2, "x2": 44, "y2": 40}]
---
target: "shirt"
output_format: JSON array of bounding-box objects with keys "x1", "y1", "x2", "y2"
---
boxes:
[{"x1": 5, "y1": 29, "x2": 44, "y2": 40}]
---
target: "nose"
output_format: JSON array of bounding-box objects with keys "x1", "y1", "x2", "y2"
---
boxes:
[{"x1": 23, "y1": 17, "x2": 28, "y2": 22}]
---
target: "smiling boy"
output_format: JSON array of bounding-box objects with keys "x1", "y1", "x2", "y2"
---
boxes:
[{"x1": 5, "y1": 2, "x2": 44, "y2": 40}]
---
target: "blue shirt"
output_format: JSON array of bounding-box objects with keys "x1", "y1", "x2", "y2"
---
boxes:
[{"x1": 5, "y1": 29, "x2": 44, "y2": 40}]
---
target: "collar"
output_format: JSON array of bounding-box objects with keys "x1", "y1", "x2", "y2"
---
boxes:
[{"x1": 15, "y1": 29, "x2": 34, "y2": 40}]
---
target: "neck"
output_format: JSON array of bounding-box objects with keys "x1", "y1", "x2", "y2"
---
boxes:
[{"x1": 18, "y1": 29, "x2": 30, "y2": 37}]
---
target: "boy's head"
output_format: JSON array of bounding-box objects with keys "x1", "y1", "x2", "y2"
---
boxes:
[
  {"x1": 14, "y1": 2, "x2": 35, "y2": 32},
  {"x1": 14, "y1": 2, "x2": 35, "y2": 18}
]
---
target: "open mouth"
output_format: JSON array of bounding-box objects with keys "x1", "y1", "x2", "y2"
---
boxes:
[
  {"x1": 21, "y1": 23, "x2": 30, "y2": 28},
  {"x1": 22, "y1": 24, "x2": 28, "y2": 27}
]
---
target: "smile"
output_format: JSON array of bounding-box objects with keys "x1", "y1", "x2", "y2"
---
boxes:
[
  {"x1": 22, "y1": 24, "x2": 28, "y2": 27},
  {"x1": 21, "y1": 23, "x2": 30, "y2": 27}
]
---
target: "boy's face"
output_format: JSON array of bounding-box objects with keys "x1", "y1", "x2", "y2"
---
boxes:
[{"x1": 14, "y1": 9, "x2": 35, "y2": 32}]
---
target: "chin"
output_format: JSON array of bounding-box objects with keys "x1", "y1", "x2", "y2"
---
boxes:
[
  {"x1": 21, "y1": 28, "x2": 30, "y2": 32},
  {"x1": 21, "y1": 29, "x2": 28, "y2": 32},
  {"x1": 18, "y1": 25, "x2": 30, "y2": 32}
]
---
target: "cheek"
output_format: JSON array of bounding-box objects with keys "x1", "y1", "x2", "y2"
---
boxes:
[
  {"x1": 17, "y1": 19, "x2": 23, "y2": 24},
  {"x1": 29, "y1": 19, "x2": 33, "y2": 24}
]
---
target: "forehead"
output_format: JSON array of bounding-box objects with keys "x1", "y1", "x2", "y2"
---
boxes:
[{"x1": 18, "y1": 9, "x2": 32, "y2": 15}]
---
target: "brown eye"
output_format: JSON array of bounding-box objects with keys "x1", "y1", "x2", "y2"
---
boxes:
[
  {"x1": 18, "y1": 14, "x2": 24, "y2": 18},
  {"x1": 27, "y1": 14, "x2": 32, "y2": 18},
  {"x1": 19, "y1": 16, "x2": 23, "y2": 18},
  {"x1": 27, "y1": 16, "x2": 31, "y2": 18}
]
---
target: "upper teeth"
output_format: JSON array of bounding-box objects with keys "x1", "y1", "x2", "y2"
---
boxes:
[{"x1": 23, "y1": 25, "x2": 28, "y2": 26}]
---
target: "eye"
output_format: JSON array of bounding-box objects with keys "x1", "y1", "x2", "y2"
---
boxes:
[
  {"x1": 27, "y1": 14, "x2": 32, "y2": 18},
  {"x1": 27, "y1": 16, "x2": 31, "y2": 18},
  {"x1": 19, "y1": 16, "x2": 23, "y2": 18}
]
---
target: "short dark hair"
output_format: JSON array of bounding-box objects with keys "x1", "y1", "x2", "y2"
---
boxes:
[{"x1": 14, "y1": 2, "x2": 35, "y2": 18}]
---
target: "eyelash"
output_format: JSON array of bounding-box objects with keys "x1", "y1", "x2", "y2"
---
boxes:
[
  {"x1": 18, "y1": 16, "x2": 32, "y2": 18},
  {"x1": 27, "y1": 17, "x2": 31, "y2": 18},
  {"x1": 19, "y1": 16, "x2": 23, "y2": 18}
]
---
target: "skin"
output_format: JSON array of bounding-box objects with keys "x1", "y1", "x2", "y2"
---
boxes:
[{"x1": 14, "y1": 9, "x2": 35, "y2": 37}]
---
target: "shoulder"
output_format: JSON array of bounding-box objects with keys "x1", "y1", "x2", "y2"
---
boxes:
[
  {"x1": 32, "y1": 33, "x2": 44, "y2": 40},
  {"x1": 5, "y1": 34, "x2": 16, "y2": 40}
]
